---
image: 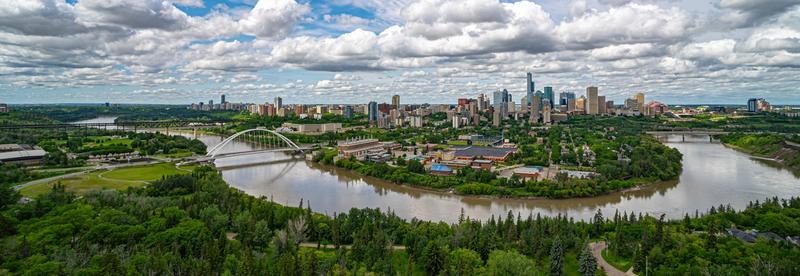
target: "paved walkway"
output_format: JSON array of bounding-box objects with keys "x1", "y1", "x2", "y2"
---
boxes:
[{"x1": 589, "y1": 241, "x2": 637, "y2": 276}]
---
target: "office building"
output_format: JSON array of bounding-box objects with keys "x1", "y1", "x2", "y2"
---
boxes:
[
  {"x1": 635, "y1": 92, "x2": 645, "y2": 112},
  {"x1": 576, "y1": 96, "x2": 586, "y2": 112},
  {"x1": 477, "y1": 94, "x2": 487, "y2": 110},
  {"x1": 220, "y1": 94, "x2": 226, "y2": 104},
  {"x1": 543, "y1": 87, "x2": 554, "y2": 109},
  {"x1": 392, "y1": 95, "x2": 400, "y2": 108},
  {"x1": 586, "y1": 87, "x2": 599, "y2": 115},
  {"x1": 368, "y1": 101, "x2": 378, "y2": 123},
  {"x1": 543, "y1": 102, "x2": 551, "y2": 125},
  {"x1": 625, "y1": 98, "x2": 639, "y2": 111},
  {"x1": 530, "y1": 95, "x2": 540, "y2": 123},
  {"x1": 493, "y1": 109, "x2": 501, "y2": 127},
  {"x1": 493, "y1": 89, "x2": 510, "y2": 118},
  {"x1": 535, "y1": 90, "x2": 544, "y2": 110},
  {"x1": 559, "y1": 92, "x2": 575, "y2": 106},
  {"x1": 274, "y1": 97, "x2": 282, "y2": 109},
  {"x1": 520, "y1": 96, "x2": 528, "y2": 112},
  {"x1": 526, "y1": 72, "x2": 534, "y2": 107},
  {"x1": 598, "y1": 96, "x2": 606, "y2": 114},
  {"x1": 567, "y1": 98, "x2": 576, "y2": 112}
]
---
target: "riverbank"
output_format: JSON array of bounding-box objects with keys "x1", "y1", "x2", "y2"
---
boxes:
[
  {"x1": 312, "y1": 154, "x2": 672, "y2": 201},
  {"x1": 719, "y1": 134, "x2": 800, "y2": 171}
]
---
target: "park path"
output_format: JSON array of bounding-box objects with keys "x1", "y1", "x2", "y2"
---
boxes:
[
  {"x1": 589, "y1": 241, "x2": 637, "y2": 276},
  {"x1": 13, "y1": 160, "x2": 162, "y2": 191}
]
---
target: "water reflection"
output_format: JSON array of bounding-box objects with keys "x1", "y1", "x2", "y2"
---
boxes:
[{"x1": 79, "y1": 116, "x2": 798, "y2": 223}]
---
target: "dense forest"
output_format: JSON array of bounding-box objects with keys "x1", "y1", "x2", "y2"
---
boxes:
[
  {"x1": 0, "y1": 105, "x2": 237, "y2": 124},
  {"x1": 1, "y1": 167, "x2": 798, "y2": 275}
]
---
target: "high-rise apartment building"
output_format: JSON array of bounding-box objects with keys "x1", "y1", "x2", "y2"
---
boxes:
[
  {"x1": 586, "y1": 87, "x2": 599, "y2": 115},
  {"x1": 344, "y1": 105, "x2": 354, "y2": 119},
  {"x1": 747, "y1": 98, "x2": 758, "y2": 112},
  {"x1": 274, "y1": 97, "x2": 282, "y2": 109},
  {"x1": 392, "y1": 95, "x2": 400, "y2": 108},
  {"x1": 368, "y1": 101, "x2": 378, "y2": 123}
]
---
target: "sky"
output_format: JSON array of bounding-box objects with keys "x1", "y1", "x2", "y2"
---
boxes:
[{"x1": 0, "y1": 0, "x2": 799, "y2": 105}]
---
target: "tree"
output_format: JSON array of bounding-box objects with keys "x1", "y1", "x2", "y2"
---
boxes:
[
  {"x1": 486, "y1": 250, "x2": 537, "y2": 276},
  {"x1": 593, "y1": 209, "x2": 604, "y2": 237},
  {"x1": 0, "y1": 184, "x2": 20, "y2": 210},
  {"x1": 421, "y1": 239, "x2": 447, "y2": 276},
  {"x1": 578, "y1": 245, "x2": 597, "y2": 276},
  {"x1": 447, "y1": 248, "x2": 482, "y2": 276},
  {"x1": 407, "y1": 159, "x2": 425, "y2": 174},
  {"x1": 549, "y1": 237, "x2": 564, "y2": 276}
]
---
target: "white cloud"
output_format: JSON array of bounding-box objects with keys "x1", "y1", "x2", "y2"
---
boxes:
[
  {"x1": 556, "y1": 4, "x2": 696, "y2": 49},
  {"x1": 718, "y1": 0, "x2": 800, "y2": 28},
  {"x1": 238, "y1": 0, "x2": 310, "y2": 38}
]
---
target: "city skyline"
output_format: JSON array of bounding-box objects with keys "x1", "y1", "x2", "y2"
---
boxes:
[{"x1": 1, "y1": 0, "x2": 800, "y2": 104}]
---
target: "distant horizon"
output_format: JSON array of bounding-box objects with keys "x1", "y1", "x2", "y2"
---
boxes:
[
  {"x1": 2, "y1": 1, "x2": 800, "y2": 105},
  {"x1": 5, "y1": 101, "x2": 800, "y2": 107}
]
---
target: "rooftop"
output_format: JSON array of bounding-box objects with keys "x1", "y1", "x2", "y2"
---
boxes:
[
  {"x1": 430, "y1": 164, "x2": 454, "y2": 172},
  {"x1": 454, "y1": 146, "x2": 517, "y2": 158}
]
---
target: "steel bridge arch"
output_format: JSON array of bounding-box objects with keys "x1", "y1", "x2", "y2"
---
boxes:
[{"x1": 206, "y1": 128, "x2": 302, "y2": 158}]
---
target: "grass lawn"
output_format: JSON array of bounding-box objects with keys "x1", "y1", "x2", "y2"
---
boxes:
[
  {"x1": 102, "y1": 163, "x2": 193, "y2": 181},
  {"x1": 20, "y1": 163, "x2": 195, "y2": 197},
  {"x1": 83, "y1": 136, "x2": 133, "y2": 147},
  {"x1": 20, "y1": 171, "x2": 145, "y2": 197},
  {"x1": 601, "y1": 249, "x2": 633, "y2": 272}
]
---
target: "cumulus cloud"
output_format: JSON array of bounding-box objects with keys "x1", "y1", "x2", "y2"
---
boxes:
[
  {"x1": 556, "y1": 4, "x2": 696, "y2": 49},
  {"x1": 1, "y1": 0, "x2": 800, "y2": 103},
  {"x1": 379, "y1": 0, "x2": 556, "y2": 57},
  {"x1": 75, "y1": 0, "x2": 191, "y2": 30},
  {"x1": 238, "y1": 0, "x2": 310, "y2": 38},
  {"x1": 718, "y1": 0, "x2": 800, "y2": 28},
  {"x1": 271, "y1": 28, "x2": 384, "y2": 71}
]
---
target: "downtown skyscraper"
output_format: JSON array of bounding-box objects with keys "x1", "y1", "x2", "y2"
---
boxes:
[{"x1": 526, "y1": 72, "x2": 534, "y2": 108}]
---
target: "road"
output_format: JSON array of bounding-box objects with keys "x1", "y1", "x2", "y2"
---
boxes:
[{"x1": 589, "y1": 241, "x2": 637, "y2": 276}]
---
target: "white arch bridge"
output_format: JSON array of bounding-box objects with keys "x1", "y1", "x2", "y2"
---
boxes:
[{"x1": 184, "y1": 128, "x2": 313, "y2": 164}]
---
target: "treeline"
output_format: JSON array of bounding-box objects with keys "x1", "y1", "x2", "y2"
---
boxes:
[
  {"x1": 1, "y1": 167, "x2": 798, "y2": 275},
  {"x1": 721, "y1": 133, "x2": 800, "y2": 170}
]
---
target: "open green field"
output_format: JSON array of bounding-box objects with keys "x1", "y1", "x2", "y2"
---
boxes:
[
  {"x1": 19, "y1": 162, "x2": 195, "y2": 197},
  {"x1": 81, "y1": 135, "x2": 133, "y2": 147},
  {"x1": 101, "y1": 162, "x2": 196, "y2": 181}
]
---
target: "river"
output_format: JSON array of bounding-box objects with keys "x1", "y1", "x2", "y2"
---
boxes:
[{"x1": 73, "y1": 117, "x2": 800, "y2": 223}]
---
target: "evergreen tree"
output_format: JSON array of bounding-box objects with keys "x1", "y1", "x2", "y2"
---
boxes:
[
  {"x1": 593, "y1": 209, "x2": 604, "y2": 237},
  {"x1": 578, "y1": 245, "x2": 597, "y2": 276},
  {"x1": 549, "y1": 237, "x2": 564, "y2": 276}
]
